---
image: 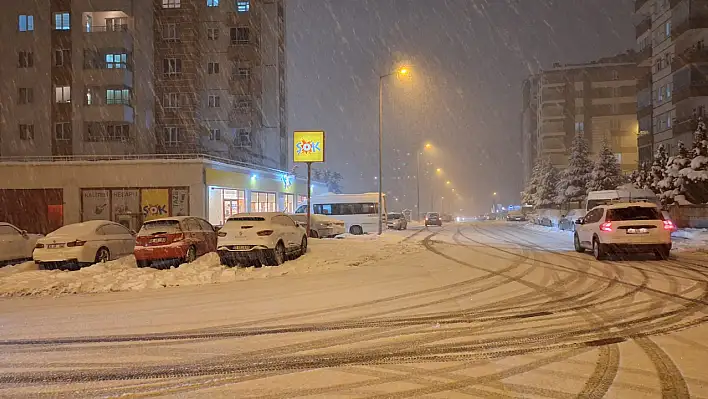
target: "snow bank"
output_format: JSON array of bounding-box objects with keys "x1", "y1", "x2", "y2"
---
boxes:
[
  {"x1": 672, "y1": 229, "x2": 708, "y2": 253},
  {"x1": 0, "y1": 235, "x2": 421, "y2": 297},
  {"x1": 523, "y1": 223, "x2": 573, "y2": 237}
]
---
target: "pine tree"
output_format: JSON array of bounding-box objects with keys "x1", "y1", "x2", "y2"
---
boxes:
[
  {"x1": 588, "y1": 140, "x2": 624, "y2": 191},
  {"x1": 680, "y1": 117, "x2": 708, "y2": 203},
  {"x1": 522, "y1": 158, "x2": 543, "y2": 205},
  {"x1": 556, "y1": 131, "x2": 592, "y2": 205},
  {"x1": 635, "y1": 162, "x2": 652, "y2": 190},
  {"x1": 650, "y1": 144, "x2": 668, "y2": 195},
  {"x1": 535, "y1": 158, "x2": 559, "y2": 208},
  {"x1": 659, "y1": 142, "x2": 691, "y2": 205}
]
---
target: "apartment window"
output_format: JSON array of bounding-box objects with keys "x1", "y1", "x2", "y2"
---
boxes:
[
  {"x1": 207, "y1": 62, "x2": 220, "y2": 74},
  {"x1": 163, "y1": 58, "x2": 182, "y2": 75},
  {"x1": 85, "y1": 87, "x2": 99, "y2": 105},
  {"x1": 207, "y1": 0, "x2": 219, "y2": 6},
  {"x1": 614, "y1": 153, "x2": 622, "y2": 164},
  {"x1": 54, "y1": 49, "x2": 70, "y2": 66},
  {"x1": 106, "y1": 17, "x2": 127, "y2": 32},
  {"x1": 106, "y1": 89, "x2": 130, "y2": 105},
  {"x1": 236, "y1": 97, "x2": 252, "y2": 112},
  {"x1": 164, "y1": 93, "x2": 179, "y2": 108},
  {"x1": 236, "y1": 128, "x2": 251, "y2": 147},
  {"x1": 209, "y1": 128, "x2": 221, "y2": 141},
  {"x1": 610, "y1": 103, "x2": 618, "y2": 114},
  {"x1": 575, "y1": 89, "x2": 583, "y2": 97},
  {"x1": 237, "y1": 0, "x2": 250, "y2": 12},
  {"x1": 666, "y1": 83, "x2": 672, "y2": 100},
  {"x1": 106, "y1": 124, "x2": 129, "y2": 141},
  {"x1": 18, "y1": 88, "x2": 34, "y2": 104},
  {"x1": 162, "y1": 23, "x2": 178, "y2": 40},
  {"x1": 55, "y1": 122, "x2": 71, "y2": 141},
  {"x1": 231, "y1": 27, "x2": 250, "y2": 44},
  {"x1": 54, "y1": 12, "x2": 70, "y2": 30},
  {"x1": 611, "y1": 70, "x2": 619, "y2": 81},
  {"x1": 164, "y1": 127, "x2": 180, "y2": 145},
  {"x1": 19, "y1": 15, "x2": 34, "y2": 32},
  {"x1": 207, "y1": 27, "x2": 219, "y2": 40},
  {"x1": 208, "y1": 95, "x2": 221, "y2": 108},
  {"x1": 238, "y1": 67, "x2": 251, "y2": 80},
  {"x1": 18, "y1": 51, "x2": 34, "y2": 68},
  {"x1": 574, "y1": 121, "x2": 584, "y2": 133},
  {"x1": 55, "y1": 86, "x2": 71, "y2": 103},
  {"x1": 19, "y1": 124, "x2": 34, "y2": 140},
  {"x1": 610, "y1": 119, "x2": 621, "y2": 130},
  {"x1": 105, "y1": 53, "x2": 127, "y2": 69},
  {"x1": 163, "y1": 0, "x2": 181, "y2": 8},
  {"x1": 658, "y1": 85, "x2": 664, "y2": 102},
  {"x1": 665, "y1": 21, "x2": 671, "y2": 38}
]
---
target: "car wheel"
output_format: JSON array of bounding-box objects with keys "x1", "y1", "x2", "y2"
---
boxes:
[
  {"x1": 300, "y1": 235, "x2": 308, "y2": 256},
  {"x1": 655, "y1": 246, "x2": 670, "y2": 261},
  {"x1": 136, "y1": 260, "x2": 152, "y2": 268},
  {"x1": 310, "y1": 229, "x2": 319, "y2": 239},
  {"x1": 592, "y1": 238, "x2": 605, "y2": 261},
  {"x1": 573, "y1": 233, "x2": 584, "y2": 253},
  {"x1": 268, "y1": 241, "x2": 286, "y2": 266},
  {"x1": 183, "y1": 246, "x2": 197, "y2": 264},
  {"x1": 350, "y1": 225, "x2": 363, "y2": 235},
  {"x1": 95, "y1": 247, "x2": 110, "y2": 264}
]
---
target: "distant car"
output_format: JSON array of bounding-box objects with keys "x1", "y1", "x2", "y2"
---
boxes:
[
  {"x1": 506, "y1": 212, "x2": 526, "y2": 222},
  {"x1": 217, "y1": 213, "x2": 308, "y2": 267},
  {"x1": 33, "y1": 220, "x2": 136, "y2": 270},
  {"x1": 0, "y1": 222, "x2": 43, "y2": 265},
  {"x1": 425, "y1": 212, "x2": 442, "y2": 227},
  {"x1": 574, "y1": 202, "x2": 673, "y2": 260},
  {"x1": 289, "y1": 213, "x2": 345, "y2": 238},
  {"x1": 134, "y1": 216, "x2": 218, "y2": 268},
  {"x1": 387, "y1": 212, "x2": 407, "y2": 230}
]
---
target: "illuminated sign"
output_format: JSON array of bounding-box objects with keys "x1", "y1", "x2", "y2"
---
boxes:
[{"x1": 293, "y1": 131, "x2": 325, "y2": 163}]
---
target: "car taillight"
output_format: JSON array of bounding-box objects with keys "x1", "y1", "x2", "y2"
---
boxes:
[
  {"x1": 663, "y1": 220, "x2": 675, "y2": 231},
  {"x1": 257, "y1": 230, "x2": 274, "y2": 236},
  {"x1": 35, "y1": 243, "x2": 44, "y2": 249},
  {"x1": 217, "y1": 231, "x2": 227, "y2": 237},
  {"x1": 600, "y1": 222, "x2": 613, "y2": 232},
  {"x1": 66, "y1": 240, "x2": 87, "y2": 247}
]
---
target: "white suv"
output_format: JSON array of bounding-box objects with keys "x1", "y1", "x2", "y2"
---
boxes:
[{"x1": 574, "y1": 202, "x2": 674, "y2": 260}]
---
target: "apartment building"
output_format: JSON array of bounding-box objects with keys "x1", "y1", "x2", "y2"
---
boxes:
[
  {"x1": 0, "y1": 0, "x2": 286, "y2": 169},
  {"x1": 520, "y1": 75, "x2": 539, "y2": 186},
  {"x1": 635, "y1": 0, "x2": 708, "y2": 166},
  {"x1": 522, "y1": 53, "x2": 647, "y2": 183}
]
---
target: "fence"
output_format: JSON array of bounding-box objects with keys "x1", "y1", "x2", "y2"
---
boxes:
[{"x1": 668, "y1": 204, "x2": 708, "y2": 228}]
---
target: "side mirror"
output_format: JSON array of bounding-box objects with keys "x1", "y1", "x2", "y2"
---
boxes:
[
  {"x1": 20, "y1": 230, "x2": 28, "y2": 237},
  {"x1": 575, "y1": 218, "x2": 584, "y2": 225},
  {"x1": 130, "y1": 229, "x2": 137, "y2": 236}
]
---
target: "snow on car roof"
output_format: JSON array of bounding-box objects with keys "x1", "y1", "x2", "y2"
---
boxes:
[
  {"x1": 599, "y1": 202, "x2": 657, "y2": 209},
  {"x1": 48, "y1": 220, "x2": 113, "y2": 235},
  {"x1": 143, "y1": 216, "x2": 191, "y2": 222}
]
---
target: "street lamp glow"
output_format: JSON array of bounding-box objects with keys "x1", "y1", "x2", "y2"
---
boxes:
[
  {"x1": 424, "y1": 143, "x2": 432, "y2": 149},
  {"x1": 436, "y1": 168, "x2": 442, "y2": 173},
  {"x1": 446, "y1": 181, "x2": 451, "y2": 185},
  {"x1": 493, "y1": 192, "x2": 497, "y2": 196},
  {"x1": 398, "y1": 67, "x2": 410, "y2": 76}
]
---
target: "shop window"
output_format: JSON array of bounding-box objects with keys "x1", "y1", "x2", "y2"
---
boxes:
[
  {"x1": 251, "y1": 191, "x2": 276, "y2": 212},
  {"x1": 223, "y1": 189, "x2": 246, "y2": 221},
  {"x1": 283, "y1": 194, "x2": 295, "y2": 213}
]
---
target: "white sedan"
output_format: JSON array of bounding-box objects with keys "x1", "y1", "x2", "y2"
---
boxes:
[
  {"x1": 217, "y1": 212, "x2": 308, "y2": 267},
  {"x1": 289, "y1": 213, "x2": 345, "y2": 238},
  {"x1": 0, "y1": 222, "x2": 43, "y2": 265},
  {"x1": 33, "y1": 220, "x2": 136, "y2": 270}
]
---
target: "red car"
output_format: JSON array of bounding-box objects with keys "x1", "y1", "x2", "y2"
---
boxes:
[{"x1": 134, "y1": 216, "x2": 217, "y2": 268}]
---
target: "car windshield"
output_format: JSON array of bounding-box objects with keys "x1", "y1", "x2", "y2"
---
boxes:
[
  {"x1": 427, "y1": 213, "x2": 439, "y2": 218},
  {"x1": 139, "y1": 220, "x2": 181, "y2": 235},
  {"x1": 388, "y1": 213, "x2": 401, "y2": 219},
  {"x1": 606, "y1": 207, "x2": 661, "y2": 221}
]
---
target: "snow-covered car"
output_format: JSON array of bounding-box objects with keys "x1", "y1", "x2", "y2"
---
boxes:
[
  {"x1": 574, "y1": 202, "x2": 673, "y2": 260},
  {"x1": 289, "y1": 213, "x2": 345, "y2": 238},
  {"x1": 387, "y1": 212, "x2": 407, "y2": 230},
  {"x1": 134, "y1": 216, "x2": 218, "y2": 268},
  {"x1": 0, "y1": 222, "x2": 43, "y2": 265},
  {"x1": 506, "y1": 211, "x2": 526, "y2": 222},
  {"x1": 33, "y1": 220, "x2": 136, "y2": 270},
  {"x1": 217, "y1": 213, "x2": 308, "y2": 266}
]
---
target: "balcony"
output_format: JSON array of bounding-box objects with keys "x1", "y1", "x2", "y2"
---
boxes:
[
  {"x1": 672, "y1": 46, "x2": 708, "y2": 71},
  {"x1": 540, "y1": 90, "x2": 565, "y2": 103},
  {"x1": 637, "y1": 46, "x2": 652, "y2": 63},
  {"x1": 637, "y1": 73, "x2": 652, "y2": 90},
  {"x1": 672, "y1": 116, "x2": 698, "y2": 137},
  {"x1": 83, "y1": 67, "x2": 133, "y2": 87},
  {"x1": 635, "y1": 17, "x2": 651, "y2": 38},
  {"x1": 635, "y1": 0, "x2": 650, "y2": 11},
  {"x1": 671, "y1": 16, "x2": 708, "y2": 39},
  {"x1": 638, "y1": 132, "x2": 653, "y2": 148},
  {"x1": 591, "y1": 103, "x2": 637, "y2": 117},
  {"x1": 672, "y1": 81, "x2": 708, "y2": 103},
  {"x1": 82, "y1": 104, "x2": 134, "y2": 123},
  {"x1": 637, "y1": 103, "x2": 653, "y2": 118}
]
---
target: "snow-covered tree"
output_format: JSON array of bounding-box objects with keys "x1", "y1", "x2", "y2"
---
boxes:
[
  {"x1": 521, "y1": 158, "x2": 543, "y2": 205},
  {"x1": 680, "y1": 117, "x2": 708, "y2": 204},
  {"x1": 631, "y1": 162, "x2": 652, "y2": 190},
  {"x1": 659, "y1": 142, "x2": 691, "y2": 205},
  {"x1": 588, "y1": 140, "x2": 624, "y2": 191},
  {"x1": 556, "y1": 131, "x2": 592, "y2": 205},
  {"x1": 535, "y1": 158, "x2": 559, "y2": 208},
  {"x1": 650, "y1": 144, "x2": 668, "y2": 195},
  {"x1": 312, "y1": 168, "x2": 344, "y2": 194}
]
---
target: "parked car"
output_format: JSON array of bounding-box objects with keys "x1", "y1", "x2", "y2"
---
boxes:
[
  {"x1": 33, "y1": 220, "x2": 136, "y2": 270},
  {"x1": 387, "y1": 212, "x2": 408, "y2": 230},
  {"x1": 574, "y1": 202, "x2": 673, "y2": 260},
  {"x1": 0, "y1": 222, "x2": 43, "y2": 265},
  {"x1": 425, "y1": 212, "x2": 443, "y2": 227},
  {"x1": 134, "y1": 216, "x2": 217, "y2": 268},
  {"x1": 217, "y1": 213, "x2": 308, "y2": 267},
  {"x1": 289, "y1": 213, "x2": 345, "y2": 238}
]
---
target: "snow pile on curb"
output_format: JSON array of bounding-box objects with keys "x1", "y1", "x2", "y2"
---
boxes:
[
  {"x1": 523, "y1": 223, "x2": 573, "y2": 236},
  {"x1": 0, "y1": 235, "x2": 421, "y2": 297},
  {"x1": 672, "y1": 229, "x2": 708, "y2": 252}
]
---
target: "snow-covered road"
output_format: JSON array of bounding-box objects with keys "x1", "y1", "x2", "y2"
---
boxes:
[{"x1": 1, "y1": 222, "x2": 708, "y2": 398}]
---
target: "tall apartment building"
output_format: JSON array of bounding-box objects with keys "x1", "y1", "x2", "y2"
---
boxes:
[
  {"x1": 521, "y1": 54, "x2": 647, "y2": 184},
  {"x1": 0, "y1": 0, "x2": 287, "y2": 170},
  {"x1": 635, "y1": 0, "x2": 708, "y2": 166},
  {"x1": 520, "y1": 75, "x2": 539, "y2": 186}
]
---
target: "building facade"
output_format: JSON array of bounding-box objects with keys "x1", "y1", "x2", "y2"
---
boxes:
[
  {"x1": 1, "y1": 0, "x2": 286, "y2": 169},
  {"x1": 521, "y1": 75, "x2": 539, "y2": 187},
  {"x1": 635, "y1": 0, "x2": 708, "y2": 166},
  {"x1": 522, "y1": 54, "x2": 647, "y2": 184}
]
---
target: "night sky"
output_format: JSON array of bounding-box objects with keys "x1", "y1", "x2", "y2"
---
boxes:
[{"x1": 287, "y1": 0, "x2": 635, "y2": 214}]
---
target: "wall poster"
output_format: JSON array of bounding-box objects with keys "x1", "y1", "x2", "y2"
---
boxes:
[{"x1": 81, "y1": 189, "x2": 111, "y2": 221}]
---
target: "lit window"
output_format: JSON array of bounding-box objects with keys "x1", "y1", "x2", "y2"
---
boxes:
[
  {"x1": 237, "y1": 0, "x2": 250, "y2": 12},
  {"x1": 55, "y1": 122, "x2": 71, "y2": 141},
  {"x1": 207, "y1": 0, "x2": 219, "y2": 6},
  {"x1": 162, "y1": 0, "x2": 181, "y2": 8},
  {"x1": 106, "y1": 89, "x2": 130, "y2": 105},
  {"x1": 54, "y1": 12, "x2": 70, "y2": 31},
  {"x1": 105, "y1": 53, "x2": 127, "y2": 69},
  {"x1": 574, "y1": 121, "x2": 584, "y2": 133},
  {"x1": 55, "y1": 86, "x2": 71, "y2": 103},
  {"x1": 208, "y1": 95, "x2": 221, "y2": 108},
  {"x1": 19, "y1": 15, "x2": 34, "y2": 32}
]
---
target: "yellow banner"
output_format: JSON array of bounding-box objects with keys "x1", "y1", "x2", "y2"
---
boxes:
[
  {"x1": 293, "y1": 131, "x2": 325, "y2": 163},
  {"x1": 141, "y1": 189, "x2": 170, "y2": 221}
]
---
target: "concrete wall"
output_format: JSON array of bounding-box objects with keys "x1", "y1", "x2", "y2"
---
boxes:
[{"x1": 668, "y1": 204, "x2": 708, "y2": 228}]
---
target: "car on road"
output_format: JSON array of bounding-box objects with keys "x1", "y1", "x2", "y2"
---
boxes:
[
  {"x1": 134, "y1": 216, "x2": 218, "y2": 268},
  {"x1": 387, "y1": 212, "x2": 407, "y2": 230},
  {"x1": 573, "y1": 202, "x2": 673, "y2": 260},
  {"x1": 506, "y1": 211, "x2": 526, "y2": 222},
  {"x1": 289, "y1": 213, "x2": 345, "y2": 238},
  {"x1": 33, "y1": 220, "x2": 136, "y2": 270},
  {"x1": 424, "y1": 212, "x2": 442, "y2": 227},
  {"x1": 0, "y1": 222, "x2": 43, "y2": 265},
  {"x1": 217, "y1": 213, "x2": 308, "y2": 267}
]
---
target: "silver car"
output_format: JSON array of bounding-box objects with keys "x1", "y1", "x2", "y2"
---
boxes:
[{"x1": 387, "y1": 213, "x2": 407, "y2": 230}]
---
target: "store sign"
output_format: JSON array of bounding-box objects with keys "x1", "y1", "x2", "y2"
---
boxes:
[
  {"x1": 171, "y1": 188, "x2": 189, "y2": 217},
  {"x1": 82, "y1": 189, "x2": 110, "y2": 221},
  {"x1": 141, "y1": 189, "x2": 169, "y2": 221},
  {"x1": 111, "y1": 189, "x2": 140, "y2": 220},
  {"x1": 293, "y1": 131, "x2": 325, "y2": 163}
]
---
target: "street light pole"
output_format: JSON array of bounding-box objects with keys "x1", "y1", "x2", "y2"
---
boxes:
[
  {"x1": 416, "y1": 151, "x2": 421, "y2": 221},
  {"x1": 378, "y1": 75, "x2": 384, "y2": 235}
]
